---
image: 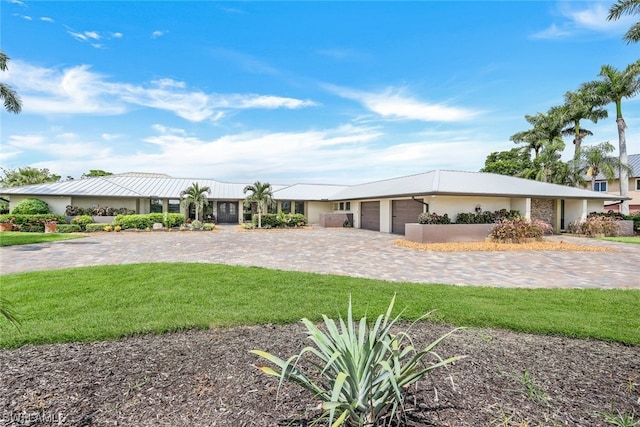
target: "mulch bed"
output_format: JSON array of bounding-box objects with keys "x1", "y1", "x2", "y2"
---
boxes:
[
  {"x1": 394, "y1": 239, "x2": 615, "y2": 252},
  {"x1": 1, "y1": 323, "x2": 638, "y2": 426}
]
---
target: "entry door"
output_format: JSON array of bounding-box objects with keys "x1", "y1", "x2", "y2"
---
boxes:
[{"x1": 217, "y1": 201, "x2": 239, "y2": 223}]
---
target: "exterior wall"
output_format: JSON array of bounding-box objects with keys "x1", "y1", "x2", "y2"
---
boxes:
[
  {"x1": 306, "y1": 201, "x2": 334, "y2": 224},
  {"x1": 603, "y1": 178, "x2": 640, "y2": 214},
  {"x1": 9, "y1": 195, "x2": 72, "y2": 215},
  {"x1": 510, "y1": 198, "x2": 530, "y2": 219},
  {"x1": 380, "y1": 199, "x2": 392, "y2": 233},
  {"x1": 428, "y1": 196, "x2": 513, "y2": 219},
  {"x1": 405, "y1": 223, "x2": 493, "y2": 243},
  {"x1": 531, "y1": 198, "x2": 554, "y2": 227},
  {"x1": 69, "y1": 196, "x2": 139, "y2": 212}
]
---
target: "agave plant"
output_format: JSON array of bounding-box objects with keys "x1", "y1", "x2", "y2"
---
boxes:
[{"x1": 251, "y1": 295, "x2": 464, "y2": 427}]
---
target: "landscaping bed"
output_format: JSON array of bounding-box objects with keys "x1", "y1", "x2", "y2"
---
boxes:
[
  {"x1": 0, "y1": 324, "x2": 637, "y2": 426},
  {"x1": 395, "y1": 239, "x2": 616, "y2": 252}
]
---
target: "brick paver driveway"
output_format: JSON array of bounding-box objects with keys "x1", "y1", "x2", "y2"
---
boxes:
[{"x1": 1, "y1": 226, "x2": 638, "y2": 289}]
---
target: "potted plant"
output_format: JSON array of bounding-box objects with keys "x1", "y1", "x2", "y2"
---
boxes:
[
  {"x1": 43, "y1": 218, "x2": 58, "y2": 233},
  {"x1": 0, "y1": 217, "x2": 14, "y2": 232}
]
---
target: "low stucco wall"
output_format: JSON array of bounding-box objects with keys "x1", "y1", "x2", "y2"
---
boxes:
[
  {"x1": 405, "y1": 223, "x2": 494, "y2": 243},
  {"x1": 319, "y1": 213, "x2": 353, "y2": 227},
  {"x1": 617, "y1": 220, "x2": 635, "y2": 236}
]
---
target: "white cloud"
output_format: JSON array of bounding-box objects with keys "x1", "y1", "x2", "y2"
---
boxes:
[
  {"x1": 4, "y1": 61, "x2": 317, "y2": 120},
  {"x1": 65, "y1": 28, "x2": 121, "y2": 48},
  {"x1": 8, "y1": 0, "x2": 26, "y2": 6},
  {"x1": 40, "y1": 17, "x2": 54, "y2": 23},
  {"x1": 532, "y1": 1, "x2": 634, "y2": 39},
  {"x1": 151, "y1": 30, "x2": 166, "y2": 39},
  {"x1": 326, "y1": 85, "x2": 480, "y2": 122},
  {"x1": 111, "y1": 32, "x2": 123, "y2": 38}
]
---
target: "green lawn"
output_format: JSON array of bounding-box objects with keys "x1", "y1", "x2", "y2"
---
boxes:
[
  {"x1": 1, "y1": 263, "x2": 638, "y2": 348},
  {"x1": 0, "y1": 231, "x2": 84, "y2": 246},
  {"x1": 599, "y1": 236, "x2": 640, "y2": 244}
]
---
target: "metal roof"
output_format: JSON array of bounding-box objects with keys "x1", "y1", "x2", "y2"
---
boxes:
[
  {"x1": 0, "y1": 169, "x2": 629, "y2": 202},
  {"x1": 593, "y1": 153, "x2": 640, "y2": 180},
  {"x1": 273, "y1": 183, "x2": 350, "y2": 201},
  {"x1": 0, "y1": 174, "x2": 269, "y2": 200},
  {"x1": 329, "y1": 170, "x2": 626, "y2": 201}
]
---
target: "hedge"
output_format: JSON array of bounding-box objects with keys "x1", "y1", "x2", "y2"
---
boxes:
[
  {"x1": 85, "y1": 223, "x2": 110, "y2": 232},
  {"x1": 113, "y1": 213, "x2": 186, "y2": 230},
  {"x1": 11, "y1": 198, "x2": 50, "y2": 214},
  {"x1": 252, "y1": 213, "x2": 307, "y2": 228},
  {"x1": 56, "y1": 224, "x2": 82, "y2": 233},
  {"x1": 0, "y1": 214, "x2": 66, "y2": 228}
]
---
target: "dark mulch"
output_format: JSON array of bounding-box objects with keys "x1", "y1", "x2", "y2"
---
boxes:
[{"x1": 1, "y1": 323, "x2": 638, "y2": 426}]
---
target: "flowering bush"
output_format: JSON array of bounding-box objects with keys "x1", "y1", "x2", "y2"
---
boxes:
[
  {"x1": 418, "y1": 212, "x2": 451, "y2": 224},
  {"x1": 490, "y1": 218, "x2": 553, "y2": 243},
  {"x1": 568, "y1": 216, "x2": 619, "y2": 237}
]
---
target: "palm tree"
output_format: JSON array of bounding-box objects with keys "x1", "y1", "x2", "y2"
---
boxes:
[
  {"x1": 511, "y1": 107, "x2": 566, "y2": 159},
  {"x1": 519, "y1": 139, "x2": 566, "y2": 183},
  {"x1": 580, "y1": 142, "x2": 633, "y2": 191},
  {"x1": 581, "y1": 60, "x2": 640, "y2": 214},
  {"x1": 243, "y1": 181, "x2": 273, "y2": 228},
  {"x1": 608, "y1": 0, "x2": 640, "y2": 43},
  {"x1": 180, "y1": 182, "x2": 211, "y2": 226},
  {"x1": 1, "y1": 297, "x2": 20, "y2": 328},
  {"x1": 0, "y1": 49, "x2": 22, "y2": 114},
  {"x1": 560, "y1": 89, "x2": 608, "y2": 159},
  {"x1": 0, "y1": 166, "x2": 61, "y2": 188}
]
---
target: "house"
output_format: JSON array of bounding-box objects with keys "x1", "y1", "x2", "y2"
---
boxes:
[
  {"x1": 586, "y1": 153, "x2": 640, "y2": 214},
  {"x1": 0, "y1": 169, "x2": 623, "y2": 234}
]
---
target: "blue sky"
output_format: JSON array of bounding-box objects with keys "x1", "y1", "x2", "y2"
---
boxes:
[{"x1": 1, "y1": 0, "x2": 639, "y2": 184}]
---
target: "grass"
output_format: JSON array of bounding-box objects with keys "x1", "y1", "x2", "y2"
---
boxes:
[
  {"x1": 0, "y1": 231, "x2": 83, "y2": 246},
  {"x1": 1, "y1": 263, "x2": 639, "y2": 348},
  {"x1": 599, "y1": 236, "x2": 640, "y2": 244}
]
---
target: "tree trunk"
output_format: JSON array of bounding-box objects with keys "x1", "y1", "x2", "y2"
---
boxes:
[{"x1": 617, "y1": 117, "x2": 629, "y2": 215}]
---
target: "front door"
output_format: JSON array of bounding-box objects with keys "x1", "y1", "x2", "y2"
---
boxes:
[{"x1": 217, "y1": 201, "x2": 239, "y2": 224}]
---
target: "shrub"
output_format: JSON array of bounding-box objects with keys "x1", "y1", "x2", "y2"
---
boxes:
[
  {"x1": 56, "y1": 224, "x2": 81, "y2": 233},
  {"x1": 568, "y1": 216, "x2": 620, "y2": 237},
  {"x1": 113, "y1": 214, "x2": 151, "y2": 230},
  {"x1": 251, "y1": 295, "x2": 464, "y2": 427},
  {"x1": 455, "y1": 209, "x2": 521, "y2": 224},
  {"x1": 418, "y1": 212, "x2": 451, "y2": 224},
  {"x1": 490, "y1": 217, "x2": 553, "y2": 243},
  {"x1": 0, "y1": 214, "x2": 66, "y2": 232},
  {"x1": 12, "y1": 198, "x2": 50, "y2": 215},
  {"x1": 85, "y1": 223, "x2": 108, "y2": 232},
  {"x1": 253, "y1": 212, "x2": 308, "y2": 228},
  {"x1": 71, "y1": 215, "x2": 94, "y2": 231}
]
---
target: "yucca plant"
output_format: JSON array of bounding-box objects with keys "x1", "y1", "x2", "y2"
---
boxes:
[{"x1": 251, "y1": 295, "x2": 464, "y2": 426}]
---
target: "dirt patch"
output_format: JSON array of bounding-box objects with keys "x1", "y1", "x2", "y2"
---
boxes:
[
  {"x1": 1, "y1": 324, "x2": 638, "y2": 426},
  {"x1": 394, "y1": 239, "x2": 615, "y2": 252}
]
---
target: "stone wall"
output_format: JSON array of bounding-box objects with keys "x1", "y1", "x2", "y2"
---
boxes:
[{"x1": 531, "y1": 198, "x2": 554, "y2": 227}]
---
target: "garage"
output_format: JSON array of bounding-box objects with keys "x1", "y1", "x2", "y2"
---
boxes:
[
  {"x1": 392, "y1": 199, "x2": 424, "y2": 234},
  {"x1": 360, "y1": 201, "x2": 380, "y2": 231}
]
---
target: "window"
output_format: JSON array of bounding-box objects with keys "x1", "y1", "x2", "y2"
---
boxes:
[
  {"x1": 150, "y1": 199, "x2": 163, "y2": 213},
  {"x1": 636, "y1": 179, "x2": 640, "y2": 191},
  {"x1": 295, "y1": 201, "x2": 305, "y2": 215},
  {"x1": 333, "y1": 201, "x2": 351, "y2": 211},
  {"x1": 168, "y1": 199, "x2": 181, "y2": 213},
  {"x1": 281, "y1": 201, "x2": 291, "y2": 213},
  {"x1": 594, "y1": 181, "x2": 607, "y2": 192}
]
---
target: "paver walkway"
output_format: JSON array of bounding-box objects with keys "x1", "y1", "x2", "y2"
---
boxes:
[{"x1": 1, "y1": 226, "x2": 638, "y2": 289}]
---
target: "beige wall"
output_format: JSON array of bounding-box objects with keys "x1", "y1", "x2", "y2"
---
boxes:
[
  {"x1": 9, "y1": 195, "x2": 72, "y2": 215},
  {"x1": 428, "y1": 196, "x2": 514, "y2": 219},
  {"x1": 307, "y1": 201, "x2": 334, "y2": 224}
]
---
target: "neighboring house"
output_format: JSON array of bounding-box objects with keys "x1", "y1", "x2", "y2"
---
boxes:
[
  {"x1": 586, "y1": 153, "x2": 639, "y2": 214},
  {"x1": 0, "y1": 170, "x2": 623, "y2": 234}
]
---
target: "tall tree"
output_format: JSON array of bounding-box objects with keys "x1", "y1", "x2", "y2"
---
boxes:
[
  {"x1": 243, "y1": 181, "x2": 273, "y2": 229},
  {"x1": 510, "y1": 107, "x2": 566, "y2": 159},
  {"x1": 82, "y1": 169, "x2": 113, "y2": 179},
  {"x1": 520, "y1": 139, "x2": 566, "y2": 183},
  {"x1": 0, "y1": 166, "x2": 61, "y2": 188},
  {"x1": 180, "y1": 182, "x2": 211, "y2": 225},
  {"x1": 481, "y1": 148, "x2": 534, "y2": 177},
  {"x1": 579, "y1": 142, "x2": 633, "y2": 191},
  {"x1": 608, "y1": 0, "x2": 640, "y2": 43},
  {"x1": 0, "y1": 49, "x2": 22, "y2": 114},
  {"x1": 560, "y1": 89, "x2": 608, "y2": 159},
  {"x1": 581, "y1": 60, "x2": 640, "y2": 214}
]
